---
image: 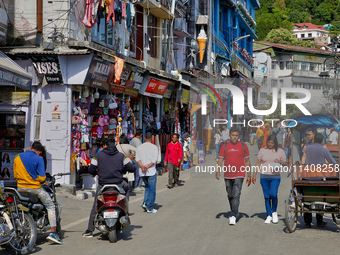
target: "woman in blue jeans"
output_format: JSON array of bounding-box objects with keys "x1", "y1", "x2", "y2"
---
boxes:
[
  {"x1": 252, "y1": 135, "x2": 287, "y2": 224},
  {"x1": 214, "y1": 127, "x2": 223, "y2": 162}
]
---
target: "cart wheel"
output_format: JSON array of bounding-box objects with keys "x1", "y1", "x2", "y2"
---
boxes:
[
  {"x1": 285, "y1": 196, "x2": 297, "y2": 233},
  {"x1": 332, "y1": 214, "x2": 340, "y2": 225}
]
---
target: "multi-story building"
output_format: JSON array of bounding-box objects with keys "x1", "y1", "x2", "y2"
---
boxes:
[
  {"x1": 292, "y1": 23, "x2": 330, "y2": 45},
  {"x1": 254, "y1": 41, "x2": 337, "y2": 113}
]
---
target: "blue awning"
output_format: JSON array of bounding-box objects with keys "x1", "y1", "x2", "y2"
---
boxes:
[{"x1": 287, "y1": 113, "x2": 339, "y2": 132}]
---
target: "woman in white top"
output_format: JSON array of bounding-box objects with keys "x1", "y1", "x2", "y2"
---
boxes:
[
  {"x1": 214, "y1": 127, "x2": 223, "y2": 162},
  {"x1": 252, "y1": 135, "x2": 287, "y2": 224},
  {"x1": 117, "y1": 135, "x2": 137, "y2": 183}
]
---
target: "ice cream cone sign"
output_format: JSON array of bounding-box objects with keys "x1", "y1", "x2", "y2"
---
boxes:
[{"x1": 197, "y1": 26, "x2": 207, "y2": 63}]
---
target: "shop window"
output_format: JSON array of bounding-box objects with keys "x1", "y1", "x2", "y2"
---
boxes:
[
  {"x1": 310, "y1": 63, "x2": 318, "y2": 71},
  {"x1": 271, "y1": 61, "x2": 277, "y2": 70},
  {"x1": 286, "y1": 61, "x2": 293, "y2": 69},
  {"x1": 279, "y1": 61, "x2": 284, "y2": 70},
  {"x1": 301, "y1": 62, "x2": 308, "y2": 71},
  {"x1": 148, "y1": 14, "x2": 158, "y2": 58},
  {"x1": 294, "y1": 61, "x2": 300, "y2": 70}
]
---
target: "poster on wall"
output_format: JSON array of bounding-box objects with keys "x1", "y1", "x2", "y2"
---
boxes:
[{"x1": 0, "y1": 151, "x2": 19, "y2": 179}]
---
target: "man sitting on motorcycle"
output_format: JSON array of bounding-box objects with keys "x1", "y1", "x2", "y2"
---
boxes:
[
  {"x1": 13, "y1": 141, "x2": 63, "y2": 244},
  {"x1": 83, "y1": 137, "x2": 136, "y2": 238}
]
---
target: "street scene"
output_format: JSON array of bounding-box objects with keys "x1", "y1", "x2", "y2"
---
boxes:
[{"x1": 1, "y1": 0, "x2": 340, "y2": 254}]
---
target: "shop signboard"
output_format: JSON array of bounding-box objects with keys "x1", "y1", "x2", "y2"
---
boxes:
[
  {"x1": 31, "y1": 56, "x2": 63, "y2": 84},
  {"x1": 123, "y1": 70, "x2": 144, "y2": 97},
  {"x1": 189, "y1": 90, "x2": 200, "y2": 104},
  {"x1": 145, "y1": 78, "x2": 169, "y2": 95},
  {"x1": 181, "y1": 89, "x2": 190, "y2": 104},
  {"x1": 84, "y1": 56, "x2": 115, "y2": 90}
]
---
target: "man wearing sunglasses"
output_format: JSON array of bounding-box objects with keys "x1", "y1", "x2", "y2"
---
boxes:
[{"x1": 13, "y1": 141, "x2": 63, "y2": 244}]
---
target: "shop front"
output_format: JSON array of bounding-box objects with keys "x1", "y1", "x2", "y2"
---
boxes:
[{"x1": 0, "y1": 51, "x2": 33, "y2": 179}]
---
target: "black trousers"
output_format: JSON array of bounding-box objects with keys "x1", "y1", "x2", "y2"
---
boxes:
[
  {"x1": 87, "y1": 181, "x2": 129, "y2": 232},
  {"x1": 304, "y1": 213, "x2": 323, "y2": 225}
]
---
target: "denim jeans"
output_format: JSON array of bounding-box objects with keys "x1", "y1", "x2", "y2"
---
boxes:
[
  {"x1": 224, "y1": 178, "x2": 244, "y2": 217},
  {"x1": 142, "y1": 174, "x2": 157, "y2": 211},
  {"x1": 215, "y1": 143, "x2": 221, "y2": 160},
  {"x1": 285, "y1": 148, "x2": 291, "y2": 163},
  {"x1": 133, "y1": 160, "x2": 143, "y2": 188},
  {"x1": 260, "y1": 175, "x2": 281, "y2": 216}
]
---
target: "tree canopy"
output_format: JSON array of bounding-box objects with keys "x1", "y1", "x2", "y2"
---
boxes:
[
  {"x1": 264, "y1": 28, "x2": 316, "y2": 48},
  {"x1": 256, "y1": 0, "x2": 340, "y2": 41}
]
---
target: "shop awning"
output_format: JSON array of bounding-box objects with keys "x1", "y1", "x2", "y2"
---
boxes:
[{"x1": 0, "y1": 51, "x2": 32, "y2": 90}]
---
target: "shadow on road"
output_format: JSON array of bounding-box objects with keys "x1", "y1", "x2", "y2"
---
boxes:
[
  {"x1": 216, "y1": 212, "x2": 249, "y2": 221},
  {"x1": 250, "y1": 212, "x2": 268, "y2": 220},
  {"x1": 96, "y1": 225, "x2": 143, "y2": 241}
]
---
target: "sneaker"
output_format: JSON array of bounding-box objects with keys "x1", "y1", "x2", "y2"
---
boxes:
[
  {"x1": 141, "y1": 203, "x2": 147, "y2": 212},
  {"x1": 133, "y1": 187, "x2": 142, "y2": 192},
  {"x1": 147, "y1": 209, "x2": 158, "y2": 213},
  {"x1": 272, "y1": 212, "x2": 278, "y2": 224},
  {"x1": 229, "y1": 216, "x2": 236, "y2": 225},
  {"x1": 82, "y1": 230, "x2": 93, "y2": 238},
  {"x1": 47, "y1": 233, "x2": 63, "y2": 244},
  {"x1": 265, "y1": 216, "x2": 272, "y2": 224}
]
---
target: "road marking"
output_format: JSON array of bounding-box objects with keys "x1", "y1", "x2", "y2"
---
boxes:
[{"x1": 62, "y1": 173, "x2": 191, "y2": 230}]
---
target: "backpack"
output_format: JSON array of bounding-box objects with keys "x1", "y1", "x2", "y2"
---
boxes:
[{"x1": 223, "y1": 140, "x2": 247, "y2": 154}]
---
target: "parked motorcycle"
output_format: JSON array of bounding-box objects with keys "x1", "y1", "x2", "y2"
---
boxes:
[
  {"x1": 95, "y1": 183, "x2": 130, "y2": 243},
  {"x1": 5, "y1": 172, "x2": 70, "y2": 239},
  {"x1": 0, "y1": 180, "x2": 37, "y2": 255}
]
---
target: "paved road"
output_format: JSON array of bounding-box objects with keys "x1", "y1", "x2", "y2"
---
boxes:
[{"x1": 2, "y1": 144, "x2": 340, "y2": 255}]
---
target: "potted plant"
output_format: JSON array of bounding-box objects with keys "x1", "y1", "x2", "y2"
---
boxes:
[{"x1": 124, "y1": 44, "x2": 129, "y2": 56}]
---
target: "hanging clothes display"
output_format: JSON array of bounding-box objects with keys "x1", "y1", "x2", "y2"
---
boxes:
[
  {"x1": 114, "y1": 0, "x2": 122, "y2": 23},
  {"x1": 107, "y1": 0, "x2": 115, "y2": 24},
  {"x1": 121, "y1": 1, "x2": 127, "y2": 19}
]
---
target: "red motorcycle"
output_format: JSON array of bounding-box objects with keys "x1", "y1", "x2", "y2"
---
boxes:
[{"x1": 94, "y1": 184, "x2": 130, "y2": 243}]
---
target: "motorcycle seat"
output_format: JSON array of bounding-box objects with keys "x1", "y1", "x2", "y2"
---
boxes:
[
  {"x1": 102, "y1": 191, "x2": 119, "y2": 196},
  {"x1": 18, "y1": 191, "x2": 41, "y2": 204}
]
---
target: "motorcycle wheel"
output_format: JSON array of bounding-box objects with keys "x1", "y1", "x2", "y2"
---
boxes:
[
  {"x1": 6, "y1": 212, "x2": 37, "y2": 255},
  {"x1": 56, "y1": 220, "x2": 63, "y2": 239},
  {"x1": 108, "y1": 226, "x2": 117, "y2": 243}
]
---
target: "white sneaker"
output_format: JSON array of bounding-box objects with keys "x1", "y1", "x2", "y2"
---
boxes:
[
  {"x1": 229, "y1": 216, "x2": 236, "y2": 225},
  {"x1": 272, "y1": 212, "x2": 278, "y2": 224},
  {"x1": 147, "y1": 209, "x2": 158, "y2": 213},
  {"x1": 265, "y1": 216, "x2": 272, "y2": 224}
]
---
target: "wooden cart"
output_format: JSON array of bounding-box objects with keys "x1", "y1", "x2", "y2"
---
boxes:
[{"x1": 285, "y1": 113, "x2": 340, "y2": 233}]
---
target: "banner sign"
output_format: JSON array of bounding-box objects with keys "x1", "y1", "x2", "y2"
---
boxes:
[{"x1": 84, "y1": 56, "x2": 115, "y2": 90}]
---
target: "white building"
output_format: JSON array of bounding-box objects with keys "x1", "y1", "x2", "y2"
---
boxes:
[
  {"x1": 254, "y1": 41, "x2": 337, "y2": 114},
  {"x1": 293, "y1": 23, "x2": 330, "y2": 44}
]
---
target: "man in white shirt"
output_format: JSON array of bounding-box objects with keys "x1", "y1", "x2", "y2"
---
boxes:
[
  {"x1": 328, "y1": 128, "x2": 339, "y2": 145},
  {"x1": 222, "y1": 124, "x2": 230, "y2": 142},
  {"x1": 136, "y1": 132, "x2": 159, "y2": 213}
]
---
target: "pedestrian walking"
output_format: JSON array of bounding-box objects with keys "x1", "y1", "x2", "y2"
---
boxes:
[
  {"x1": 164, "y1": 133, "x2": 183, "y2": 189},
  {"x1": 272, "y1": 121, "x2": 286, "y2": 149},
  {"x1": 256, "y1": 125, "x2": 264, "y2": 150},
  {"x1": 283, "y1": 127, "x2": 293, "y2": 164},
  {"x1": 221, "y1": 124, "x2": 230, "y2": 142},
  {"x1": 261, "y1": 123, "x2": 271, "y2": 148},
  {"x1": 214, "y1": 127, "x2": 223, "y2": 162},
  {"x1": 130, "y1": 129, "x2": 144, "y2": 191},
  {"x1": 252, "y1": 135, "x2": 287, "y2": 224},
  {"x1": 328, "y1": 128, "x2": 339, "y2": 144},
  {"x1": 216, "y1": 126, "x2": 252, "y2": 226},
  {"x1": 136, "y1": 132, "x2": 159, "y2": 213}
]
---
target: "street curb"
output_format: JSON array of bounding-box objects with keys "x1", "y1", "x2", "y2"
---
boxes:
[{"x1": 76, "y1": 190, "x2": 96, "y2": 200}]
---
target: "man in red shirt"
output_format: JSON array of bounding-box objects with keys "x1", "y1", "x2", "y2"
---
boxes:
[
  {"x1": 164, "y1": 134, "x2": 183, "y2": 189},
  {"x1": 216, "y1": 126, "x2": 252, "y2": 225}
]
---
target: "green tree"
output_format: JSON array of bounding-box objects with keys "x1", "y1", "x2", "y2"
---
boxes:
[
  {"x1": 315, "y1": 2, "x2": 332, "y2": 23},
  {"x1": 329, "y1": 21, "x2": 340, "y2": 40},
  {"x1": 264, "y1": 28, "x2": 294, "y2": 44}
]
